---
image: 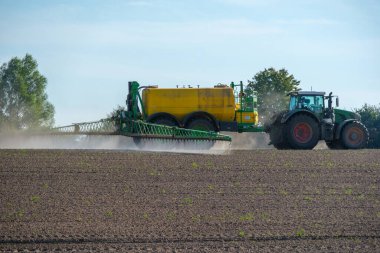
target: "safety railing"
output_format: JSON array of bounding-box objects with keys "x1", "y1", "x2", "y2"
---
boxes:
[
  {"x1": 127, "y1": 120, "x2": 231, "y2": 141},
  {"x1": 52, "y1": 118, "x2": 117, "y2": 135},
  {"x1": 51, "y1": 118, "x2": 231, "y2": 142}
]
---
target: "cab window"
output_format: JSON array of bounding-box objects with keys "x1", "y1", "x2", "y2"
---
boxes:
[
  {"x1": 309, "y1": 96, "x2": 324, "y2": 113},
  {"x1": 289, "y1": 96, "x2": 297, "y2": 110},
  {"x1": 298, "y1": 95, "x2": 324, "y2": 113}
]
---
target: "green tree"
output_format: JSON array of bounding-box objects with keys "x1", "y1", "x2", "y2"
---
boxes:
[
  {"x1": 246, "y1": 68, "x2": 300, "y2": 120},
  {"x1": 355, "y1": 103, "x2": 380, "y2": 148},
  {"x1": 107, "y1": 105, "x2": 125, "y2": 119},
  {"x1": 0, "y1": 54, "x2": 54, "y2": 130}
]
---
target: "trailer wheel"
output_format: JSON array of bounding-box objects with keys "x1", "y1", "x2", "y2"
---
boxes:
[
  {"x1": 186, "y1": 118, "x2": 216, "y2": 132},
  {"x1": 286, "y1": 114, "x2": 319, "y2": 149},
  {"x1": 150, "y1": 116, "x2": 178, "y2": 127},
  {"x1": 341, "y1": 121, "x2": 368, "y2": 149},
  {"x1": 133, "y1": 137, "x2": 146, "y2": 149}
]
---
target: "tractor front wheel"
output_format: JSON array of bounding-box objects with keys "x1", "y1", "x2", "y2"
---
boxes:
[
  {"x1": 341, "y1": 121, "x2": 368, "y2": 149},
  {"x1": 286, "y1": 114, "x2": 319, "y2": 149},
  {"x1": 325, "y1": 140, "x2": 343, "y2": 149}
]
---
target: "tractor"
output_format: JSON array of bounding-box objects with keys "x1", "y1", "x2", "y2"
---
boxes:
[{"x1": 265, "y1": 91, "x2": 368, "y2": 149}]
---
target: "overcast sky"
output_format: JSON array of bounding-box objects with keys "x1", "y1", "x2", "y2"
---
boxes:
[{"x1": 1, "y1": 0, "x2": 379, "y2": 125}]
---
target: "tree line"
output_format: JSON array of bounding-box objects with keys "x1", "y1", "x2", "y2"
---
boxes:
[{"x1": 1, "y1": 55, "x2": 379, "y2": 147}]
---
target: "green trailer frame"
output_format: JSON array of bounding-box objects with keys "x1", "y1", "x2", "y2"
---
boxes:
[{"x1": 231, "y1": 81, "x2": 264, "y2": 133}]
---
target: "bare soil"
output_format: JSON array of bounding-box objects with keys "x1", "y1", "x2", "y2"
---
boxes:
[{"x1": 0, "y1": 149, "x2": 379, "y2": 252}]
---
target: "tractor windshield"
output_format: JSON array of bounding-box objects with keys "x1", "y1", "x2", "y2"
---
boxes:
[{"x1": 289, "y1": 95, "x2": 324, "y2": 113}]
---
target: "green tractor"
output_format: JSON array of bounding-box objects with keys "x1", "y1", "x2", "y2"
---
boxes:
[{"x1": 265, "y1": 91, "x2": 368, "y2": 149}]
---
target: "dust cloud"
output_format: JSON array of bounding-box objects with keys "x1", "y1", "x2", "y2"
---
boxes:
[
  {"x1": 314, "y1": 141, "x2": 328, "y2": 149},
  {"x1": 224, "y1": 132, "x2": 273, "y2": 150},
  {"x1": 0, "y1": 132, "x2": 328, "y2": 152},
  {"x1": 0, "y1": 134, "x2": 130, "y2": 150},
  {"x1": 0, "y1": 133, "x2": 231, "y2": 154}
]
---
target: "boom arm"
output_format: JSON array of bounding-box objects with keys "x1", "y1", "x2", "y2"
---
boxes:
[{"x1": 52, "y1": 118, "x2": 231, "y2": 142}]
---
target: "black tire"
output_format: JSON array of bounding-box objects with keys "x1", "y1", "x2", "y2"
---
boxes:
[
  {"x1": 273, "y1": 142, "x2": 289, "y2": 149},
  {"x1": 149, "y1": 116, "x2": 178, "y2": 127},
  {"x1": 325, "y1": 140, "x2": 343, "y2": 149},
  {"x1": 269, "y1": 124, "x2": 290, "y2": 149},
  {"x1": 341, "y1": 121, "x2": 368, "y2": 149},
  {"x1": 286, "y1": 114, "x2": 319, "y2": 149},
  {"x1": 186, "y1": 118, "x2": 216, "y2": 132}
]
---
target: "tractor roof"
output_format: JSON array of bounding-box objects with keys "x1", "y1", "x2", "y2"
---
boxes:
[{"x1": 287, "y1": 91, "x2": 326, "y2": 96}]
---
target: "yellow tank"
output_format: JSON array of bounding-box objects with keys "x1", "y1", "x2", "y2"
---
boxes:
[{"x1": 142, "y1": 87, "x2": 235, "y2": 122}]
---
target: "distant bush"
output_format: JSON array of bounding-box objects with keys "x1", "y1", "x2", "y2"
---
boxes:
[{"x1": 355, "y1": 104, "x2": 380, "y2": 148}]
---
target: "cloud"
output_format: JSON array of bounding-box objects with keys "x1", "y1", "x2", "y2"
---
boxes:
[
  {"x1": 216, "y1": 0, "x2": 271, "y2": 6},
  {"x1": 0, "y1": 19, "x2": 284, "y2": 47},
  {"x1": 126, "y1": 0, "x2": 155, "y2": 7},
  {"x1": 275, "y1": 18, "x2": 339, "y2": 26}
]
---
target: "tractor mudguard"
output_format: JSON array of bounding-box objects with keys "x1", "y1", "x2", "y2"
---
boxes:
[
  {"x1": 280, "y1": 109, "x2": 320, "y2": 124},
  {"x1": 334, "y1": 119, "x2": 356, "y2": 140},
  {"x1": 264, "y1": 110, "x2": 287, "y2": 133}
]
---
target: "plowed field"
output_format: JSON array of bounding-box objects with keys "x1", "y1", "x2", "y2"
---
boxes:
[{"x1": 1, "y1": 149, "x2": 379, "y2": 252}]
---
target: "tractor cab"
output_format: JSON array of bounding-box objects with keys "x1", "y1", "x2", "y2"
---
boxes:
[{"x1": 288, "y1": 91, "x2": 326, "y2": 117}]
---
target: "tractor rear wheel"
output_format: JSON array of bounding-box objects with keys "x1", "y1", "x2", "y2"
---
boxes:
[
  {"x1": 273, "y1": 142, "x2": 289, "y2": 149},
  {"x1": 341, "y1": 121, "x2": 368, "y2": 149},
  {"x1": 269, "y1": 124, "x2": 290, "y2": 149},
  {"x1": 186, "y1": 118, "x2": 216, "y2": 132},
  {"x1": 286, "y1": 114, "x2": 319, "y2": 149},
  {"x1": 325, "y1": 140, "x2": 343, "y2": 149}
]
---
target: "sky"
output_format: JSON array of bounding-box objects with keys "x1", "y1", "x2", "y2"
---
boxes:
[{"x1": 0, "y1": 0, "x2": 379, "y2": 126}]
